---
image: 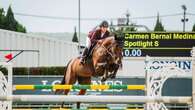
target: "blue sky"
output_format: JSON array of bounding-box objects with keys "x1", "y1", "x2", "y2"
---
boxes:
[{"x1": 0, "y1": 0, "x2": 195, "y2": 33}]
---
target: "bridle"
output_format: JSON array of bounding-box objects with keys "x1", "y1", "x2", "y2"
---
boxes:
[
  {"x1": 100, "y1": 41, "x2": 122, "y2": 65},
  {"x1": 101, "y1": 44, "x2": 115, "y2": 58}
]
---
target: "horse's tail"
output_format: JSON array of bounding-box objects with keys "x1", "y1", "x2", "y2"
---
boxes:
[
  {"x1": 55, "y1": 60, "x2": 72, "y2": 94},
  {"x1": 60, "y1": 70, "x2": 66, "y2": 84},
  {"x1": 61, "y1": 60, "x2": 71, "y2": 84}
]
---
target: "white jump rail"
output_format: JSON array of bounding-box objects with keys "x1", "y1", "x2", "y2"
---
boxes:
[{"x1": 0, "y1": 95, "x2": 191, "y2": 103}]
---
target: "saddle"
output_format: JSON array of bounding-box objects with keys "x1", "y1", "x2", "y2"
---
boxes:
[{"x1": 86, "y1": 41, "x2": 102, "y2": 63}]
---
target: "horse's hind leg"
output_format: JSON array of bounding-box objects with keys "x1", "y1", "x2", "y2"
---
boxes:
[
  {"x1": 61, "y1": 67, "x2": 77, "y2": 108},
  {"x1": 61, "y1": 89, "x2": 70, "y2": 108},
  {"x1": 76, "y1": 76, "x2": 91, "y2": 109},
  {"x1": 62, "y1": 79, "x2": 76, "y2": 108}
]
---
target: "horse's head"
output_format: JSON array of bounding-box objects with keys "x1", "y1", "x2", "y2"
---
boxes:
[
  {"x1": 108, "y1": 36, "x2": 123, "y2": 66},
  {"x1": 100, "y1": 35, "x2": 123, "y2": 66},
  {"x1": 92, "y1": 35, "x2": 123, "y2": 80}
]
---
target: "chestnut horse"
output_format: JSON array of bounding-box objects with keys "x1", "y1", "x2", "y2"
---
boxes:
[{"x1": 56, "y1": 36, "x2": 123, "y2": 108}]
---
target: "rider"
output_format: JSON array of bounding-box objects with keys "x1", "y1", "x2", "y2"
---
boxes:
[{"x1": 80, "y1": 20, "x2": 110, "y2": 65}]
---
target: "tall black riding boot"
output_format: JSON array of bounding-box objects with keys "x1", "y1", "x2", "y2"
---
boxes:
[{"x1": 80, "y1": 48, "x2": 89, "y2": 65}]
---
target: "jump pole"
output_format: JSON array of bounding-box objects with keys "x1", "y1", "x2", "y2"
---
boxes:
[{"x1": 0, "y1": 95, "x2": 191, "y2": 103}]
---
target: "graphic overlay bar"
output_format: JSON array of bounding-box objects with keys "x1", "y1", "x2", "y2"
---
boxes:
[{"x1": 123, "y1": 32, "x2": 195, "y2": 57}]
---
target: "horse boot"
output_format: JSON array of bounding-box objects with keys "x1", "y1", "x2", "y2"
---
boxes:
[{"x1": 80, "y1": 48, "x2": 89, "y2": 65}]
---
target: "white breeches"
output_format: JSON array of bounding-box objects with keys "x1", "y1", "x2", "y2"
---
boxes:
[{"x1": 86, "y1": 37, "x2": 91, "y2": 49}]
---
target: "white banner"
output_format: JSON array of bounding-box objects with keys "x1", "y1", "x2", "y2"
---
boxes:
[{"x1": 118, "y1": 58, "x2": 192, "y2": 77}]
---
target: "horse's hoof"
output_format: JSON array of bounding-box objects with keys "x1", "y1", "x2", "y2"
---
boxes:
[
  {"x1": 55, "y1": 89, "x2": 63, "y2": 94},
  {"x1": 110, "y1": 74, "x2": 116, "y2": 79},
  {"x1": 101, "y1": 77, "x2": 106, "y2": 82}
]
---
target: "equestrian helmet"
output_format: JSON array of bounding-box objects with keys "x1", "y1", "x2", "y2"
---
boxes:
[{"x1": 100, "y1": 20, "x2": 109, "y2": 28}]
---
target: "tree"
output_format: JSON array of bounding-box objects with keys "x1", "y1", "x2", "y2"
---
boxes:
[
  {"x1": 0, "y1": 8, "x2": 5, "y2": 29},
  {"x1": 72, "y1": 26, "x2": 78, "y2": 43},
  {"x1": 4, "y1": 6, "x2": 17, "y2": 31},
  {"x1": 2, "y1": 6, "x2": 26, "y2": 33},
  {"x1": 16, "y1": 21, "x2": 26, "y2": 33},
  {"x1": 192, "y1": 24, "x2": 195, "y2": 32},
  {"x1": 154, "y1": 13, "x2": 165, "y2": 31}
]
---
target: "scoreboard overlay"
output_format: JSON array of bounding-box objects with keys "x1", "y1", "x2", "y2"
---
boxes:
[{"x1": 123, "y1": 32, "x2": 195, "y2": 57}]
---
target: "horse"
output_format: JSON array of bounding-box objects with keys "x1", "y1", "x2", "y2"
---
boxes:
[{"x1": 56, "y1": 35, "x2": 123, "y2": 108}]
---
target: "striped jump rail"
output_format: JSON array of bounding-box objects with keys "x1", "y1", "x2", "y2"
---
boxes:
[
  {"x1": 13, "y1": 85, "x2": 145, "y2": 90},
  {"x1": 13, "y1": 108, "x2": 144, "y2": 110}
]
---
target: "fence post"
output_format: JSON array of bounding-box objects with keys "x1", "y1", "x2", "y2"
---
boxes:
[{"x1": 192, "y1": 47, "x2": 195, "y2": 110}]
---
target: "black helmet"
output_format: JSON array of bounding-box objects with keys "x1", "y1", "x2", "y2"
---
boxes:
[{"x1": 100, "y1": 20, "x2": 109, "y2": 28}]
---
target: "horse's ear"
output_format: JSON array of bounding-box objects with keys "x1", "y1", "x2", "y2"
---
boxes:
[
  {"x1": 114, "y1": 34, "x2": 122, "y2": 42},
  {"x1": 114, "y1": 34, "x2": 124, "y2": 48},
  {"x1": 114, "y1": 34, "x2": 117, "y2": 40}
]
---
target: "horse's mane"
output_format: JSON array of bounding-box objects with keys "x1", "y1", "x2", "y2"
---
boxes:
[
  {"x1": 101, "y1": 36, "x2": 115, "y2": 46},
  {"x1": 102, "y1": 35, "x2": 123, "y2": 47},
  {"x1": 103, "y1": 36, "x2": 115, "y2": 41}
]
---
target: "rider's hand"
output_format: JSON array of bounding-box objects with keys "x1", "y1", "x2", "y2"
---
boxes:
[{"x1": 98, "y1": 40, "x2": 103, "y2": 44}]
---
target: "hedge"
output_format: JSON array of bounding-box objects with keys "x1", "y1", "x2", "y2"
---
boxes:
[{"x1": 0, "y1": 67, "x2": 66, "y2": 75}]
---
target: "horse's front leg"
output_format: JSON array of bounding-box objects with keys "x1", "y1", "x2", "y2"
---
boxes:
[
  {"x1": 101, "y1": 67, "x2": 108, "y2": 82},
  {"x1": 108, "y1": 64, "x2": 119, "y2": 79},
  {"x1": 61, "y1": 89, "x2": 70, "y2": 108}
]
